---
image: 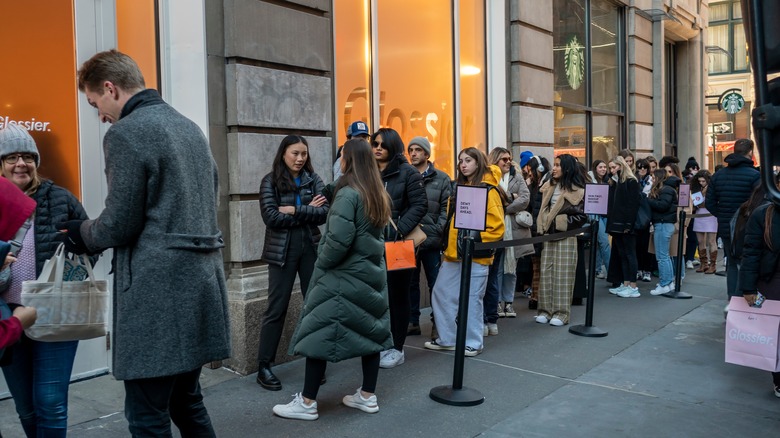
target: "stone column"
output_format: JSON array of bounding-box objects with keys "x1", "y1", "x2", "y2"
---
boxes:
[
  {"x1": 629, "y1": 9, "x2": 656, "y2": 156},
  {"x1": 207, "y1": 0, "x2": 334, "y2": 375},
  {"x1": 509, "y1": 0, "x2": 555, "y2": 159}
]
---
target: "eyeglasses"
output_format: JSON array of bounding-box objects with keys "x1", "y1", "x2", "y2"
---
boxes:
[
  {"x1": 371, "y1": 141, "x2": 386, "y2": 150},
  {"x1": 3, "y1": 153, "x2": 36, "y2": 165},
  {"x1": 499, "y1": 157, "x2": 512, "y2": 163}
]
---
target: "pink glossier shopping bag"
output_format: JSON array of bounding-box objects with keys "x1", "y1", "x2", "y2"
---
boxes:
[{"x1": 725, "y1": 297, "x2": 780, "y2": 372}]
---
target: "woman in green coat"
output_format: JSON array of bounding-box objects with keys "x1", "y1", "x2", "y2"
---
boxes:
[{"x1": 273, "y1": 138, "x2": 393, "y2": 421}]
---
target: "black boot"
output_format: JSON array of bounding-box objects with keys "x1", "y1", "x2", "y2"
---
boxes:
[
  {"x1": 256, "y1": 364, "x2": 282, "y2": 391},
  {"x1": 528, "y1": 299, "x2": 538, "y2": 310}
]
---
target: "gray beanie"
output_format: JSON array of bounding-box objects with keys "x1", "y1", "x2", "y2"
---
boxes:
[
  {"x1": 0, "y1": 124, "x2": 40, "y2": 166},
  {"x1": 407, "y1": 136, "x2": 431, "y2": 156}
]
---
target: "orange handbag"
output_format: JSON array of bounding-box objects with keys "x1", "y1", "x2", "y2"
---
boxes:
[{"x1": 385, "y1": 219, "x2": 417, "y2": 271}]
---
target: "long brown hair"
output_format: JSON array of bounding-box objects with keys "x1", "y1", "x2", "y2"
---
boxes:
[
  {"x1": 456, "y1": 147, "x2": 489, "y2": 185},
  {"x1": 334, "y1": 138, "x2": 391, "y2": 228},
  {"x1": 649, "y1": 169, "x2": 667, "y2": 199}
]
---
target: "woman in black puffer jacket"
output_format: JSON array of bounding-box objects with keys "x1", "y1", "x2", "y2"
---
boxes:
[
  {"x1": 647, "y1": 170, "x2": 679, "y2": 295},
  {"x1": 0, "y1": 125, "x2": 93, "y2": 437},
  {"x1": 370, "y1": 128, "x2": 427, "y2": 369},
  {"x1": 256, "y1": 135, "x2": 329, "y2": 391}
]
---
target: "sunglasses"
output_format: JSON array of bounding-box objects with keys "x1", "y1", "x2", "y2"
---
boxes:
[
  {"x1": 637, "y1": 166, "x2": 648, "y2": 170},
  {"x1": 499, "y1": 157, "x2": 512, "y2": 163},
  {"x1": 371, "y1": 141, "x2": 386, "y2": 150}
]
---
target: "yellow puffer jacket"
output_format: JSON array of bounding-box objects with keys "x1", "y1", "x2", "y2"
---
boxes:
[{"x1": 443, "y1": 165, "x2": 506, "y2": 265}]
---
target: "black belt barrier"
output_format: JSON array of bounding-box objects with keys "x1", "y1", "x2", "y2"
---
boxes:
[{"x1": 429, "y1": 221, "x2": 607, "y2": 407}]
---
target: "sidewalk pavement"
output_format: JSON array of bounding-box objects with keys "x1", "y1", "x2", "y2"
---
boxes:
[{"x1": 2, "y1": 266, "x2": 780, "y2": 437}]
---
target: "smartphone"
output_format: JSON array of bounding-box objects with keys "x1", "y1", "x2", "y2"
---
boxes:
[{"x1": 751, "y1": 291, "x2": 765, "y2": 308}]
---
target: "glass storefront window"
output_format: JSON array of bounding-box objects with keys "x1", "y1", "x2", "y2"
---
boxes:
[
  {"x1": 116, "y1": 0, "x2": 160, "y2": 91},
  {"x1": 708, "y1": 24, "x2": 730, "y2": 74},
  {"x1": 591, "y1": 114, "x2": 620, "y2": 164},
  {"x1": 553, "y1": 0, "x2": 587, "y2": 106},
  {"x1": 590, "y1": 0, "x2": 619, "y2": 112},
  {"x1": 334, "y1": 0, "x2": 372, "y2": 143},
  {"x1": 334, "y1": 1, "x2": 486, "y2": 178},
  {"x1": 734, "y1": 22, "x2": 748, "y2": 71},
  {"x1": 554, "y1": 107, "x2": 586, "y2": 161},
  {"x1": 0, "y1": 1, "x2": 81, "y2": 197},
  {"x1": 459, "y1": 0, "x2": 487, "y2": 153}
]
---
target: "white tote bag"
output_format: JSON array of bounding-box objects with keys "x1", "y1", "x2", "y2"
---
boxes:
[{"x1": 21, "y1": 244, "x2": 109, "y2": 342}]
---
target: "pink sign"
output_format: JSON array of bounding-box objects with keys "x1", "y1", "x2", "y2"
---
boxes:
[
  {"x1": 454, "y1": 185, "x2": 488, "y2": 231},
  {"x1": 678, "y1": 184, "x2": 691, "y2": 207},
  {"x1": 584, "y1": 184, "x2": 609, "y2": 215}
]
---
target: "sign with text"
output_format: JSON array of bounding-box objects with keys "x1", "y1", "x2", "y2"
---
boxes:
[
  {"x1": 691, "y1": 191, "x2": 704, "y2": 206},
  {"x1": 584, "y1": 183, "x2": 609, "y2": 215},
  {"x1": 678, "y1": 184, "x2": 691, "y2": 207},
  {"x1": 454, "y1": 185, "x2": 488, "y2": 231}
]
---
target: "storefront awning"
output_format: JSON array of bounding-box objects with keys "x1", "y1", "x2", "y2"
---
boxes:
[{"x1": 709, "y1": 141, "x2": 735, "y2": 152}]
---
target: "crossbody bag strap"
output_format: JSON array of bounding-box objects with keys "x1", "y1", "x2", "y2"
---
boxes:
[{"x1": 9, "y1": 217, "x2": 33, "y2": 255}]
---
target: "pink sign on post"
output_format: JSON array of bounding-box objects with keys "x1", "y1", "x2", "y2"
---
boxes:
[
  {"x1": 584, "y1": 184, "x2": 609, "y2": 215},
  {"x1": 678, "y1": 184, "x2": 691, "y2": 207},
  {"x1": 454, "y1": 185, "x2": 488, "y2": 231}
]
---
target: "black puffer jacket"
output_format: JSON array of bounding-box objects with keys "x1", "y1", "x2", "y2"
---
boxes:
[
  {"x1": 648, "y1": 176, "x2": 679, "y2": 224},
  {"x1": 705, "y1": 153, "x2": 760, "y2": 237},
  {"x1": 381, "y1": 155, "x2": 427, "y2": 241},
  {"x1": 31, "y1": 180, "x2": 90, "y2": 276},
  {"x1": 259, "y1": 170, "x2": 328, "y2": 267},
  {"x1": 739, "y1": 203, "x2": 780, "y2": 299},
  {"x1": 606, "y1": 175, "x2": 640, "y2": 234},
  {"x1": 418, "y1": 162, "x2": 452, "y2": 251}
]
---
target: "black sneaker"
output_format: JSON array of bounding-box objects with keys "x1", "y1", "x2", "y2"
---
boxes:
[
  {"x1": 256, "y1": 366, "x2": 282, "y2": 391},
  {"x1": 407, "y1": 323, "x2": 421, "y2": 336}
]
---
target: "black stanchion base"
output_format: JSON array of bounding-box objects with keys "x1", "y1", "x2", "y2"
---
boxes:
[
  {"x1": 429, "y1": 386, "x2": 485, "y2": 406},
  {"x1": 662, "y1": 290, "x2": 693, "y2": 299},
  {"x1": 569, "y1": 325, "x2": 608, "y2": 337},
  {"x1": 715, "y1": 270, "x2": 727, "y2": 277}
]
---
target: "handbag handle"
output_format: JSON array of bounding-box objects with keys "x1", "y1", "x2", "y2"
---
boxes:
[{"x1": 387, "y1": 217, "x2": 404, "y2": 242}]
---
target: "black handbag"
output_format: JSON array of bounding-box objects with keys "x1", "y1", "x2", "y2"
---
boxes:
[{"x1": 634, "y1": 193, "x2": 651, "y2": 231}]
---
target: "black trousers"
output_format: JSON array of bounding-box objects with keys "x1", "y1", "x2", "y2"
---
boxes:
[
  {"x1": 612, "y1": 233, "x2": 638, "y2": 283},
  {"x1": 124, "y1": 367, "x2": 214, "y2": 438},
  {"x1": 257, "y1": 228, "x2": 317, "y2": 365},
  {"x1": 387, "y1": 269, "x2": 413, "y2": 351},
  {"x1": 302, "y1": 353, "x2": 380, "y2": 400}
]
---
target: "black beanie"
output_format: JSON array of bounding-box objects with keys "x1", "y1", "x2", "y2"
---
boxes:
[{"x1": 685, "y1": 157, "x2": 699, "y2": 170}]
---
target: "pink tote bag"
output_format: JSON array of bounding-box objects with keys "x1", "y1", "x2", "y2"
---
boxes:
[{"x1": 725, "y1": 297, "x2": 780, "y2": 372}]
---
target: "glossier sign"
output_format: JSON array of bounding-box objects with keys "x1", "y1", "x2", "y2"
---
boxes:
[{"x1": 0, "y1": 116, "x2": 52, "y2": 132}]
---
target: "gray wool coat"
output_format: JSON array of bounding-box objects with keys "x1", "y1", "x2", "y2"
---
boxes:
[{"x1": 80, "y1": 90, "x2": 231, "y2": 381}]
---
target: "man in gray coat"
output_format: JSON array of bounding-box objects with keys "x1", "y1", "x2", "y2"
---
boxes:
[{"x1": 61, "y1": 50, "x2": 230, "y2": 437}]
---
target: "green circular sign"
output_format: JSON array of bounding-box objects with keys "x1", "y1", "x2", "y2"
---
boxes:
[
  {"x1": 720, "y1": 91, "x2": 745, "y2": 115},
  {"x1": 564, "y1": 35, "x2": 585, "y2": 91}
]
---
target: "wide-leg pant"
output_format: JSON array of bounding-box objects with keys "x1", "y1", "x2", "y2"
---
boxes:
[
  {"x1": 431, "y1": 261, "x2": 489, "y2": 350},
  {"x1": 538, "y1": 236, "x2": 578, "y2": 323}
]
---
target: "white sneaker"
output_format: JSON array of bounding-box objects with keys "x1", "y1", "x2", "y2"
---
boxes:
[
  {"x1": 609, "y1": 284, "x2": 628, "y2": 295},
  {"x1": 641, "y1": 271, "x2": 652, "y2": 282},
  {"x1": 342, "y1": 388, "x2": 379, "y2": 413},
  {"x1": 650, "y1": 283, "x2": 672, "y2": 296},
  {"x1": 686, "y1": 260, "x2": 695, "y2": 269},
  {"x1": 273, "y1": 393, "x2": 318, "y2": 420},
  {"x1": 596, "y1": 270, "x2": 607, "y2": 279},
  {"x1": 379, "y1": 349, "x2": 404, "y2": 369},
  {"x1": 549, "y1": 317, "x2": 564, "y2": 326},
  {"x1": 483, "y1": 324, "x2": 489, "y2": 337},
  {"x1": 692, "y1": 258, "x2": 701, "y2": 266},
  {"x1": 535, "y1": 315, "x2": 549, "y2": 324},
  {"x1": 487, "y1": 323, "x2": 498, "y2": 336},
  {"x1": 504, "y1": 303, "x2": 517, "y2": 318},
  {"x1": 464, "y1": 346, "x2": 482, "y2": 357},
  {"x1": 497, "y1": 302, "x2": 505, "y2": 318},
  {"x1": 617, "y1": 286, "x2": 640, "y2": 298}
]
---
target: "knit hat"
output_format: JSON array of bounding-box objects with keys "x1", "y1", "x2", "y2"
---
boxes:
[
  {"x1": 519, "y1": 151, "x2": 534, "y2": 168},
  {"x1": 0, "y1": 124, "x2": 40, "y2": 166},
  {"x1": 407, "y1": 136, "x2": 431, "y2": 156},
  {"x1": 685, "y1": 156, "x2": 699, "y2": 171}
]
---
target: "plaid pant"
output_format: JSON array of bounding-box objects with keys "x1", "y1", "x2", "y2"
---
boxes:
[{"x1": 538, "y1": 236, "x2": 578, "y2": 323}]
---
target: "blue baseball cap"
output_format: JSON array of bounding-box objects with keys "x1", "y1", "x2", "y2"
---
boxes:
[{"x1": 347, "y1": 121, "x2": 369, "y2": 138}]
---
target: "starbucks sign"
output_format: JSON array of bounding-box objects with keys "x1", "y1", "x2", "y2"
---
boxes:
[
  {"x1": 564, "y1": 35, "x2": 585, "y2": 91},
  {"x1": 720, "y1": 91, "x2": 745, "y2": 115}
]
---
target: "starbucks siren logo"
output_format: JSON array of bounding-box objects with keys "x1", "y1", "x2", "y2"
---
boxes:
[
  {"x1": 720, "y1": 91, "x2": 745, "y2": 115},
  {"x1": 564, "y1": 35, "x2": 585, "y2": 90}
]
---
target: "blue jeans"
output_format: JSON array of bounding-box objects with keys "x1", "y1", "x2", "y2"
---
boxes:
[
  {"x1": 409, "y1": 248, "x2": 442, "y2": 325},
  {"x1": 2, "y1": 337, "x2": 78, "y2": 438},
  {"x1": 484, "y1": 248, "x2": 504, "y2": 324},
  {"x1": 498, "y1": 251, "x2": 517, "y2": 303},
  {"x1": 653, "y1": 223, "x2": 675, "y2": 287},
  {"x1": 590, "y1": 215, "x2": 610, "y2": 272}
]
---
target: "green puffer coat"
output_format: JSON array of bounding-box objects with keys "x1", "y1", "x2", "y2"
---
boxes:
[{"x1": 289, "y1": 186, "x2": 393, "y2": 362}]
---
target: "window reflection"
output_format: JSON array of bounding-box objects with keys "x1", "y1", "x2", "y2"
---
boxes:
[
  {"x1": 554, "y1": 107, "x2": 586, "y2": 160},
  {"x1": 334, "y1": 0, "x2": 372, "y2": 143}
]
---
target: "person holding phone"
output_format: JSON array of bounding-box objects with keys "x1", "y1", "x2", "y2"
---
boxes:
[{"x1": 739, "y1": 198, "x2": 780, "y2": 398}]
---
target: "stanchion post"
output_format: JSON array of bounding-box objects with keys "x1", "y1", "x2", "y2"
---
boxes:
[
  {"x1": 663, "y1": 210, "x2": 692, "y2": 299},
  {"x1": 429, "y1": 235, "x2": 485, "y2": 406},
  {"x1": 569, "y1": 221, "x2": 608, "y2": 337}
]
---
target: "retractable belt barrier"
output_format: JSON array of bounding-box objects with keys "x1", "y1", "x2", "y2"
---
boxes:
[{"x1": 430, "y1": 221, "x2": 606, "y2": 408}]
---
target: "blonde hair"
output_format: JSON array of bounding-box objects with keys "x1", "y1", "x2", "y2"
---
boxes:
[{"x1": 610, "y1": 156, "x2": 637, "y2": 184}]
